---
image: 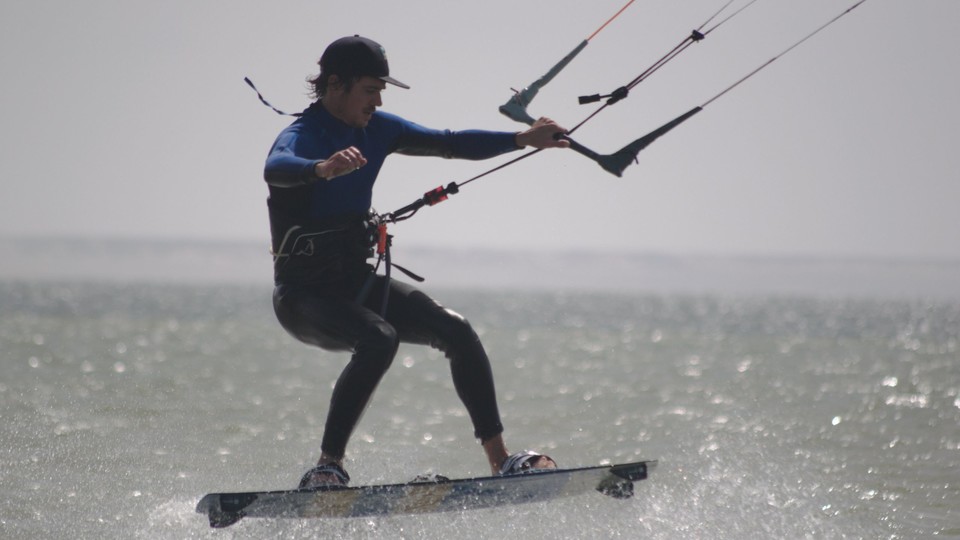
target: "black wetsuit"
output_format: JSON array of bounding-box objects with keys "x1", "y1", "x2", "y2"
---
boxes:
[{"x1": 264, "y1": 102, "x2": 522, "y2": 459}]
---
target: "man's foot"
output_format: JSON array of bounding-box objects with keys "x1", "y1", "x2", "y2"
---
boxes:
[
  {"x1": 499, "y1": 450, "x2": 558, "y2": 475},
  {"x1": 298, "y1": 462, "x2": 350, "y2": 489}
]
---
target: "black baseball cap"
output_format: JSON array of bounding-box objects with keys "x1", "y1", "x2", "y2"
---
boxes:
[{"x1": 319, "y1": 35, "x2": 410, "y2": 89}]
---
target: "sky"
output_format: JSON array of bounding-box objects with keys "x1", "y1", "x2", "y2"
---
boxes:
[{"x1": 2, "y1": 0, "x2": 959, "y2": 261}]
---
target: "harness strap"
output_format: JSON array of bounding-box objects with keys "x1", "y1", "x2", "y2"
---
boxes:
[
  {"x1": 391, "y1": 262, "x2": 425, "y2": 282},
  {"x1": 354, "y1": 221, "x2": 425, "y2": 317},
  {"x1": 379, "y1": 241, "x2": 392, "y2": 318}
]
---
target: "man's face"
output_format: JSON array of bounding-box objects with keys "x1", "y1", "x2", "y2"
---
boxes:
[{"x1": 325, "y1": 75, "x2": 385, "y2": 128}]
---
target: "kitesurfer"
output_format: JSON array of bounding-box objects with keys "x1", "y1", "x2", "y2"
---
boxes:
[{"x1": 263, "y1": 35, "x2": 568, "y2": 488}]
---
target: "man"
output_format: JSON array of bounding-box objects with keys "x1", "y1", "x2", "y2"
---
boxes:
[{"x1": 263, "y1": 35, "x2": 568, "y2": 488}]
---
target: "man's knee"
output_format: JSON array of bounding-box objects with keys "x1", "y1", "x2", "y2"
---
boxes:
[
  {"x1": 356, "y1": 320, "x2": 400, "y2": 368},
  {"x1": 434, "y1": 308, "x2": 482, "y2": 352}
]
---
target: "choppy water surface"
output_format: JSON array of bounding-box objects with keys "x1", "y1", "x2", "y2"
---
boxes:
[{"x1": 2, "y1": 281, "x2": 958, "y2": 539}]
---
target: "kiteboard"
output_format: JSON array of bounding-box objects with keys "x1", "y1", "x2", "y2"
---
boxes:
[{"x1": 196, "y1": 460, "x2": 656, "y2": 528}]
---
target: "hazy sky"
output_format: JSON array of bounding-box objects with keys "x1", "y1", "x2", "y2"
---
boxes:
[{"x1": 2, "y1": 0, "x2": 958, "y2": 260}]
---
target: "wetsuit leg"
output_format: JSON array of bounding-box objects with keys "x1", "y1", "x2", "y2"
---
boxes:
[
  {"x1": 272, "y1": 279, "x2": 504, "y2": 459},
  {"x1": 273, "y1": 284, "x2": 400, "y2": 459},
  {"x1": 364, "y1": 278, "x2": 504, "y2": 442}
]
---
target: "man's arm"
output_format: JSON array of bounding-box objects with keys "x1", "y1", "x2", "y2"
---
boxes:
[{"x1": 389, "y1": 114, "x2": 569, "y2": 160}]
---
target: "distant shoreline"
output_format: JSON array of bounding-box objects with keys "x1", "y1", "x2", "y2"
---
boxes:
[{"x1": 3, "y1": 236, "x2": 959, "y2": 300}]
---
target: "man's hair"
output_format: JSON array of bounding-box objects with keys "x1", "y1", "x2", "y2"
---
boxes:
[{"x1": 307, "y1": 71, "x2": 358, "y2": 100}]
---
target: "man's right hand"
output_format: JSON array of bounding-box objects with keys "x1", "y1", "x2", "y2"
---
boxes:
[{"x1": 316, "y1": 146, "x2": 368, "y2": 180}]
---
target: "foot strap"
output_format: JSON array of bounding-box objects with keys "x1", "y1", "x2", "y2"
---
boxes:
[
  {"x1": 298, "y1": 462, "x2": 350, "y2": 489},
  {"x1": 499, "y1": 450, "x2": 556, "y2": 475}
]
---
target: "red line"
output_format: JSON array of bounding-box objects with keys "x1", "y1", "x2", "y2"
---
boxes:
[{"x1": 587, "y1": 0, "x2": 637, "y2": 41}]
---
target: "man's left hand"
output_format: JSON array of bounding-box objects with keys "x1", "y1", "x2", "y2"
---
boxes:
[{"x1": 516, "y1": 117, "x2": 571, "y2": 149}]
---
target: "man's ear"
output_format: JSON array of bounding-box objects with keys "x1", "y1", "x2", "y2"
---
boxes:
[{"x1": 326, "y1": 74, "x2": 344, "y2": 94}]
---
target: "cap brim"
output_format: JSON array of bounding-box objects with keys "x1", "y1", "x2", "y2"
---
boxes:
[{"x1": 380, "y1": 75, "x2": 410, "y2": 90}]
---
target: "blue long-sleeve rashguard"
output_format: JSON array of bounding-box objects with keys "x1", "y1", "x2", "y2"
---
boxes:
[{"x1": 264, "y1": 102, "x2": 521, "y2": 240}]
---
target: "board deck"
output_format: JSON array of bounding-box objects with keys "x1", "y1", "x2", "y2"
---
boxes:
[{"x1": 196, "y1": 460, "x2": 656, "y2": 528}]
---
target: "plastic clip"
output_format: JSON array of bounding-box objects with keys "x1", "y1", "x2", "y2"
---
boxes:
[
  {"x1": 606, "y1": 86, "x2": 629, "y2": 105},
  {"x1": 423, "y1": 182, "x2": 459, "y2": 206}
]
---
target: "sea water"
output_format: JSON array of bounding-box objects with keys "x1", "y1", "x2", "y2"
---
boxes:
[{"x1": 1, "y1": 243, "x2": 959, "y2": 539}]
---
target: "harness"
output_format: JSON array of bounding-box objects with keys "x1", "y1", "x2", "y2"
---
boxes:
[{"x1": 271, "y1": 211, "x2": 424, "y2": 317}]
